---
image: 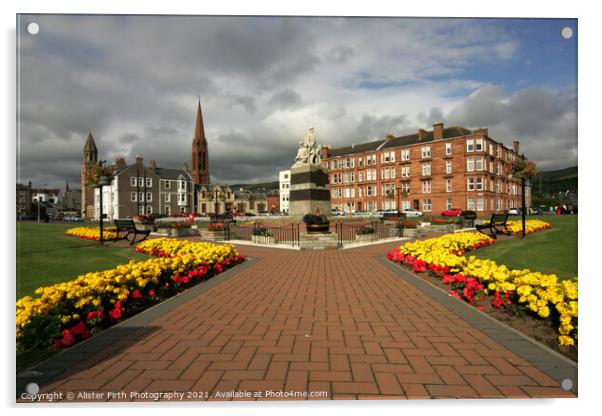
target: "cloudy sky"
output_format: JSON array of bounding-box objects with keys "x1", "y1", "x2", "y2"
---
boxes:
[{"x1": 17, "y1": 15, "x2": 577, "y2": 189}]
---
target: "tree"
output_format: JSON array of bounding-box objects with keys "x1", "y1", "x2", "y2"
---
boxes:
[{"x1": 512, "y1": 155, "x2": 538, "y2": 238}]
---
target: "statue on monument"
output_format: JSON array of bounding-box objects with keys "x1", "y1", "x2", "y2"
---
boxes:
[{"x1": 293, "y1": 127, "x2": 322, "y2": 167}]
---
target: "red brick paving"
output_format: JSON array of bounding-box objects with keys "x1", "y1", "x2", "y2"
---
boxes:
[{"x1": 36, "y1": 240, "x2": 574, "y2": 401}]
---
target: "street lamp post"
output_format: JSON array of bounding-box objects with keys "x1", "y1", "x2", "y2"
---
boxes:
[
  {"x1": 37, "y1": 182, "x2": 48, "y2": 223},
  {"x1": 96, "y1": 160, "x2": 111, "y2": 245}
]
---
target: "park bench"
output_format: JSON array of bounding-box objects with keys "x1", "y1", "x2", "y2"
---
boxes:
[
  {"x1": 475, "y1": 213, "x2": 509, "y2": 239},
  {"x1": 113, "y1": 219, "x2": 151, "y2": 245},
  {"x1": 460, "y1": 210, "x2": 477, "y2": 228}
]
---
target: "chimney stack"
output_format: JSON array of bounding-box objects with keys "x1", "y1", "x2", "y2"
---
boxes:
[
  {"x1": 433, "y1": 122, "x2": 444, "y2": 140},
  {"x1": 149, "y1": 160, "x2": 157, "y2": 170},
  {"x1": 135, "y1": 154, "x2": 143, "y2": 165},
  {"x1": 181, "y1": 163, "x2": 189, "y2": 172},
  {"x1": 115, "y1": 157, "x2": 126, "y2": 170},
  {"x1": 513, "y1": 140, "x2": 520, "y2": 155},
  {"x1": 418, "y1": 128, "x2": 427, "y2": 139}
]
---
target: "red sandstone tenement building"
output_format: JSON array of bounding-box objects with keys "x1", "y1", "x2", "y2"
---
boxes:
[{"x1": 322, "y1": 123, "x2": 526, "y2": 216}]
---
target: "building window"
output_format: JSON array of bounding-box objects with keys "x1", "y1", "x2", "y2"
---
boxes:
[
  {"x1": 139, "y1": 177, "x2": 144, "y2": 186},
  {"x1": 165, "y1": 205, "x2": 171, "y2": 215},
  {"x1": 401, "y1": 166, "x2": 410, "y2": 178},
  {"x1": 146, "y1": 205, "x2": 153, "y2": 214},
  {"x1": 444, "y1": 160, "x2": 452, "y2": 175},
  {"x1": 467, "y1": 198, "x2": 475, "y2": 210},
  {"x1": 421, "y1": 146, "x2": 431, "y2": 158},
  {"x1": 476, "y1": 158, "x2": 484, "y2": 171},
  {"x1": 146, "y1": 192, "x2": 152, "y2": 202},
  {"x1": 390, "y1": 168, "x2": 395, "y2": 179},
  {"x1": 130, "y1": 177, "x2": 137, "y2": 187},
  {"x1": 476, "y1": 138, "x2": 483, "y2": 151},
  {"x1": 476, "y1": 177, "x2": 484, "y2": 191},
  {"x1": 489, "y1": 143, "x2": 494, "y2": 155},
  {"x1": 446, "y1": 198, "x2": 453, "y2": 210},
  {"x1": 466, "y1": 139, "x2": 474, "y2": 152},
  {"x1": 497, "y1": 163, "x2": 502, "y2": 175},
  {"x1": 131, "y1": 192, "x2": 137, "y2": 202},
  {"x1": 139, "y1": 192, "x2": 145, "y2": 201},
  {"x1": 139, "y1": 206, "x2": 145, "y2": 215},
  {"x1": 467, "y1": 178, "x2": 475, "y2": 191},
  {"x1": 401, "y1": 149, "x2": 410, "y2": 161},
  {"x1": 446, "y1": 179, "x2": 452, "y2": 192},
  {"x1": 422, "y1": 199, "x2": 431, "y2": 212},
  {"x1": 401, "y1": 182, "x2": 410, "y2": 193},
  {"x1": 445, "y1": 143, "x2": 452, "y2": 156},
  {"x1": 146, "y1": 178, "x2": 152, "y2": 187},
  {"x1": 164, "y1": 180, "x2": 170, "y2": 189},
  {"x1": 422, "y1": 163, "x2": 431, "y2": 176},
  {"x1": 467, "y1": 158, "x2": 475, "y2": 172},
  {"x1": 422, "y1": 181, "x2": 431, "y2": 194},
  {"x1": 476, "y1": 197, "x2": 485, "y2": 211},
  {"x1": 165, "y1": 193, "x2": 170, "y2": 202},
  {"x1": 402, "y1": 200, "x2": 411, "y2": 210}
]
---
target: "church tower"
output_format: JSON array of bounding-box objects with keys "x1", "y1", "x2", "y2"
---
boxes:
[
  {"x1": 81, "y1": 131, "x2": 98, "y2": 219},
  {"x1": 191, "y1": 101, "x2": 210, "y2": 184}
]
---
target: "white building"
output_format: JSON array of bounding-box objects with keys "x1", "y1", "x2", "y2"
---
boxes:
[{"x1": 279, "y1": 169, "x2": 291, "y2": 213}]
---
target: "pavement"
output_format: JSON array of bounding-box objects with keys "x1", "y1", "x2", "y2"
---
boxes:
[{"x1": 18, "y1": 239, "x2": 576, "y2": 401}]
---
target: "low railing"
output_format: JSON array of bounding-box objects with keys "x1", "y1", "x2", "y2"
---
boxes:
[
  {"x1": 225, "y1": 222, "x2": 300, "y2": 246},
  {"x1": 335, "y1": 220, "x2": 402, "y2": 248}
]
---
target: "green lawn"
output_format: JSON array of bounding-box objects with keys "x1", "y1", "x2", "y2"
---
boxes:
[
  {"x1": 473, "y1": 215, "x2": 577, "y2": 280},
  {"x1": 16, "y1": 223, "x2": 148, "y2": 298}
]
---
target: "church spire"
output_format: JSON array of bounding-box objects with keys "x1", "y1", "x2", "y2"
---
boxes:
[
  {"x1": 65, "y1": 180, "x2": 70, "y2": 192},
  {"x1": 193, "y1": 100, "x2": 206, "y2": 144},
  {"x1": 192, "y1": 100, "x2": 210, "y2": 184}
]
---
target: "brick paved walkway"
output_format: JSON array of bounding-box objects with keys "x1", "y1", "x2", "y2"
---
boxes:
[{"x1": 29, "y1": 241, "x2": 574, "y2": 401}]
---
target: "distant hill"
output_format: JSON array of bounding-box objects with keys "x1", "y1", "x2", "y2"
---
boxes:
[
  {"x1": 532, "y1": 166, "x2": 577, "y2": 195},
  {"x1": 229, "y1": 181, "x2": 279, "y2": 192}
]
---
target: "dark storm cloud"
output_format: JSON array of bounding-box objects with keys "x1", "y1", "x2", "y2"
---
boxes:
[
  {"x1": 16, "y1": 15, "x2": 575, "y2": 190},
  {"x1": 267, "y1": 89, "x2": 303, "y2": 110},
  {"x1": 444, "y1": 85, "x2": 577, "y2": 170},
  {"x1": 355, "y1": 114, "x2": 411, "y2": 141}
]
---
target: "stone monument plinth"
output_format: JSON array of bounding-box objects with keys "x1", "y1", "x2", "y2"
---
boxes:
[{"x1": 288, "y1": 164, "x2": 330, "y2": 217}]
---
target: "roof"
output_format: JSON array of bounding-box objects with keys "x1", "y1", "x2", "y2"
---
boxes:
[
  {"x1": 154, "y1": 167, "x2": 193, "y2": 181},
  {"x1": 328, "y1": 126, "x2": 474, "y2": 157},
  {"x1": 328, "y1": 139, "x2": 385, "y2": 157}
]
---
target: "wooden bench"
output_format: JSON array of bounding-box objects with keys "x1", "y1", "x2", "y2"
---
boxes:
[
  {"x1": 113, "y1": 219, "x2": 151, "y2": 245},
  {"x1": 475, "y1": 213, "x2": 509, "y2": 239}
]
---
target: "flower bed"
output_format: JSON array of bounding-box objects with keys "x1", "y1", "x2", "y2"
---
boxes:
[
  {"x1": 387, "y1": 231, "x2": 578, "y2": 348},
  {"x1": 207, "y1": 222, "x2": 226, "y2": 231},
  {"x1": 504, "y1": 219, "x2": 551, "y2": 235},
  {"x1": 16, "y1": 239, "x2": 244, "y2": 353},
  {"x1": 65, "y1": 226, "x2": 117, "y2": 241}
]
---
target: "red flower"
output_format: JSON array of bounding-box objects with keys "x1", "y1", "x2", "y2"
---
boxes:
[
  {"x1": 148, "y1": 289, "x2": 156, "y2": 297},
  {"x1": 448, "y1": 290, "x2": 461, "y2": 299},
  {"x1": 86, "y1": 310, "x2": 104, "y2": 321},
  {"x1": 477, "y1": 305, "x2": 486, "y2": 311},
  {"x1": 109, "y1": 308, "x2": 122, "y2": 320},
  {"x1": 131, "y1": 289, "x2": 143, "y2": 299}
]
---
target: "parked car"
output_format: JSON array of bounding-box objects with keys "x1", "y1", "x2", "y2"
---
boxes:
[
  {"x1": 331, "y1": 209, "x2": 344, "y2": 216},
  {"x1": 441, "y1": 208, "x2": 463, "y2": 217},
  {"x1": 353, "y1": 210, "x2": 374, "y2": 216},
  {"x1": 257, "y1": 211, "x2": 271, "y2": 217},
  {"x1": 403, "y1": 208, "x2": 423, "y2": 217},
  {"x1": 65, "y1": 215, "x2": 83, "y2": 222},
  {"x1": 508, "y1": 208, "x2": 521, "y2": 215}
]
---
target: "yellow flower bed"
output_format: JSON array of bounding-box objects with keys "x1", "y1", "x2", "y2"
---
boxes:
[
  {"x1": 480, "y1": 218, "x2": 551, "y2": 235},
  {"x1": 65, "y1": 226, "x2": 118, "y2": 241},
  {"x1": 388, "y1": 232, "x2": 578, "y2": 346},
  {"x1": 16, "y1": 239, "x2": 242, "y2": 351}
]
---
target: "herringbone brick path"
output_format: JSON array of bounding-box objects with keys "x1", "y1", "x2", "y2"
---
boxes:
[{"x1": 38, "y1": 241, "x2": 574, "y2": 400}]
